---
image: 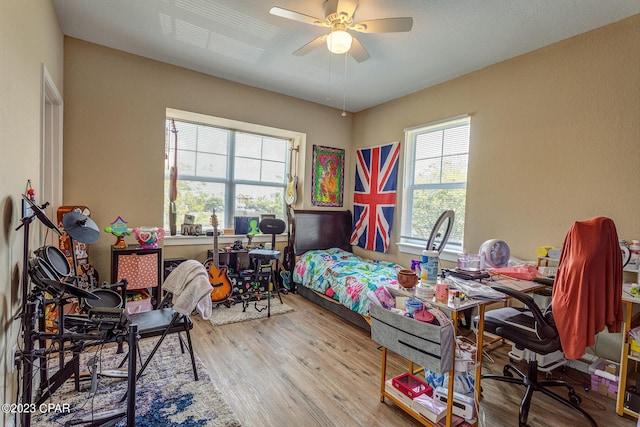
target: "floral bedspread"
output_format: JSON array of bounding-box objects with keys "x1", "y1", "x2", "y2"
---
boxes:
[{"x1": 293, "y1": 247, "x2": 403, "y2": 316}]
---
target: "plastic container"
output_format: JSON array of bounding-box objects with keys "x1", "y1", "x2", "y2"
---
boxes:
[
  {"x1": 457, "y1": 253, "x2": 483, "y2": 271},
  {"x1": 405, "y1": 298, "x2": 423, "y2": 317},
  {"x1": 392, "y1": 373, "x2": 433, "y2": 398},
  {"x1": 435, "y1": 276, "x2": 449, "y2": 302},
  {"x1": 421, "y1": 250, "x2": 439, "y2": 284}
]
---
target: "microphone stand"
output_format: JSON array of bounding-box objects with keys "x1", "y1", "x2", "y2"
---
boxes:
[
  {"x1": 14, "y1": 199, "x2": 62, "y2": 427},
  {"x1": 15, "y1": 203, "x2": 42, "y2": 427},
  {"x1": 15, "y1": 208, "x2": 37, "y2": 325}
]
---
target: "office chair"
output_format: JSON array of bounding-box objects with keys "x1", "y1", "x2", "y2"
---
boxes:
[
  {"x1": 248, "y1": 218, "x2": 286, "y2": 317},
  {"x1": 481, "y1": 284, "x2": 597, "y2": 427}
]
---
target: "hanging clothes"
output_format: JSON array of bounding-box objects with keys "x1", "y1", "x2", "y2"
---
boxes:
[{"x1": 552, "y1": 217, "x2": 623, "y2": 359}]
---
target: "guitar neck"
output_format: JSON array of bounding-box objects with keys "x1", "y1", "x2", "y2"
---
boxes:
[{"x1": 213, "y1": 228, "x2": 219, "y2": 268}]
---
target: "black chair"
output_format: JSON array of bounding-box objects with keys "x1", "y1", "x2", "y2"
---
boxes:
[
  {"x1": 248, "y1": 218, "x2": 286, "y2": 317},
  {"x1": 481, "y1": 285, "x2": 597, "y2": 427},
  {"x1": 129, "y1": 298, "x2": 198, "y2": 381},
  {"x1": 116, "y1": 260, "x2": 212, "y2": 384}
]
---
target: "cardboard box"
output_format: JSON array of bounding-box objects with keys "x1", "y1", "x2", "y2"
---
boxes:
[
  {"x1": 589, "y1": 358, "x2": 619, "y2": 400},
  {"x1": 385, "y1": 379, "x2": 414, "y2": 409},
  {"x1": 125, "y1": 289, "x2": 152, "y2": 314},
  {"x1": 385, "y1": 379, "x2": 446, "y2": 423},
  {"x1": 412, "y1": 394, "x2": 447, "y2": 423}
]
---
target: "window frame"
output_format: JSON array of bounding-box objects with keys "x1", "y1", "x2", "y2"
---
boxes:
[
  {"x1": 398, "y1": 115, "x2": 470, "y2": 258},
  {"x1": 165, "y1": 108, "x2": 304, "y2": 235}
]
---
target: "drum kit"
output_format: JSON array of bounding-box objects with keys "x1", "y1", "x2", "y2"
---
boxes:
[{"x1": 15, "y1": 195, "x2": 136, "y2": 427}]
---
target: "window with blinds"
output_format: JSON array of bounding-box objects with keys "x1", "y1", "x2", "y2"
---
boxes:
[
  {"x1": 400, "y1": 115, "x2": 470, "y2": 251},
  {"x1": 165, "y1": 119, "x2": 288, "y2": 232}
]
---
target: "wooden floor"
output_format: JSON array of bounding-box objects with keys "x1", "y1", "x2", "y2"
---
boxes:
[{"x1": 191, "y1": 293, "x2": 636, "y2": 427}]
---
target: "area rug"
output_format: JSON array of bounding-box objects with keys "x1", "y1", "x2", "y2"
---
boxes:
[
  {"x1": 210, "y1": 301, "x2": 294, "y2": 326},
  {"x1": 31, "y1": 337, "x2": 241, "y2": 427}
]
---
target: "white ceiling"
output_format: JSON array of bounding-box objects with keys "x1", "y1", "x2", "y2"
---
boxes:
[{"x1": 52, "y1": 0, "x2": 640, "y2": 113}]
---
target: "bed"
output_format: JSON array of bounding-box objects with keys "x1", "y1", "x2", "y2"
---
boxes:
[{"x1": 290, "y1": 209, "x2": 404, "y2": 330}]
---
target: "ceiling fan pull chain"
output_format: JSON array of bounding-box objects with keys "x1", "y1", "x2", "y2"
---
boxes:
[{"x1": 341, "y1": 53, "x2": 348, "y2": 117}]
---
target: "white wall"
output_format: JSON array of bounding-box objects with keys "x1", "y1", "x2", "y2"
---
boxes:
[{"x1": 0, "y1": 0, "x2": 64, "y2": 420}]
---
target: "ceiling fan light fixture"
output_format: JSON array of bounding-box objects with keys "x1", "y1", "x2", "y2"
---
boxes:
[{"x1": 326, "y1": 30, "x2": 352, "y2": 54}]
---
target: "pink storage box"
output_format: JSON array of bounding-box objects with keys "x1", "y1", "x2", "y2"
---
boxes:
[{"x1": 125, "y1": 289, "x2": 153, "y2": 314}]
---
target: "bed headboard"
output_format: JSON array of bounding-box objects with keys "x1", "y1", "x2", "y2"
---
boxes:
[{"x1": 291, "y1": 210, "x2": 352, "y2": 255}]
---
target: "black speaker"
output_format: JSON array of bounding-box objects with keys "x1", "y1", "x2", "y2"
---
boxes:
[
  {"x1": 163, "y1": 258, "x2": 188, "y2": 281},
  {"x1": 259, "y1": 218, "x2": 286, "y2": 234},
  {"x1": 625, "y1": 387, "x2": 640, "y2": 412}
]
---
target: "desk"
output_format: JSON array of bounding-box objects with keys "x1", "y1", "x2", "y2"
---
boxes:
[
  {"x1": 445, "y1": 276, "x2": 545, "y2": 411},
  {"x1": 377, "y1": 277, "x2": 547, "y2": 426}
]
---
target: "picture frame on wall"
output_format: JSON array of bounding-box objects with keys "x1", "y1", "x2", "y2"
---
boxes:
[{"x1": 311, "y1": 145, "x2": 345, "y2": 207}]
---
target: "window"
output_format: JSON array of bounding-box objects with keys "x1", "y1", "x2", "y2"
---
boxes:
[
  {"x1": 400, "y1": 115, "x2": 470, "y2": 253},
  {"x1": 164, "y1": 115, "x2": 291, "y2": 233}
]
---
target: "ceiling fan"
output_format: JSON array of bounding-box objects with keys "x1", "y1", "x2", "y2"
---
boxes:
[{"x1": 269, "y1": 0, "x2": 413, "y2": 63}]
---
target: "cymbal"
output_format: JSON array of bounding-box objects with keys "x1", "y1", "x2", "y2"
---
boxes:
[
  {"x1": 62, "y1": 211, "x2": 100, "y2": 244},
  {"x1": 22, "y1": 194, "x2": 61, "y2": 235},
  {"x1": 41, "y1": 278, "x2": 100, "y2": 300}
]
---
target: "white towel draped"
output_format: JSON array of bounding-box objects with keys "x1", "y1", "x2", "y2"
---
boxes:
[{"x1": 162, "y1": 260, "x2": 213, "y2": 320}]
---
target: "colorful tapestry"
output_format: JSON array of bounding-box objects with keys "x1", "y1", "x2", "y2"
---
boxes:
[
  {"x1": 311, "y1": 145, "x2": 345, "y2": 207},
  {"x1": 350, "y1": 142, "x2": 400, "y2": 252}
]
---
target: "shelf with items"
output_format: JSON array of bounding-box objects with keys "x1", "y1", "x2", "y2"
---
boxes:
[
  {"x1": 111, "y1": 246, "x2": 162, "y2": 310},
  {"x1": 370, "y1": 303, "x2": 479, "y2": 426},
  {"x1": 536, "y1": 256, "x2": 559, "y2": 266},
  {"x1": 624, "y1": 265, "x2": 640, "y2": 275},
  {"x1": 617, "y1": 287, "x2": 640, "y2": 418}
]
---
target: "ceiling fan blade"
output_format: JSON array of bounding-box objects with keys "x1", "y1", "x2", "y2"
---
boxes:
[
  {"x1": 336, "y1": 0, "x2": 359, "y2": 19},
  {"x1": 293, "y1": 35, "x2": 328, "y2": 56},
  {"x1": 349, "y1": 37, "x2": 370, "y2": 62},
  {"x1": 269, "y1": 6, "x2": 327, "y2": 27},
  {"x1": 354, "y1": 17, "x2": 413, "y2": 33},
  {"x1": 325, "y1": 0, "x2": 358, "y2": 20},
  {"x1": 324, "y1": 0, "x2": 339, "y2": 17}
]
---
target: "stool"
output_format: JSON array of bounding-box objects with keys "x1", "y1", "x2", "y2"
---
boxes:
[{"x1": 248, "y1": 218, "x2": 286, "y2": 317}]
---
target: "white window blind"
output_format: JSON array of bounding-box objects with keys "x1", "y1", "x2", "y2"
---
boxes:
[{"x1": 400, "y1": 115, "x2": 470, "y2": 251}]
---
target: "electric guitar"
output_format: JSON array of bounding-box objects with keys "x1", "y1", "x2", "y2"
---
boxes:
[
  {"x1": 209, "y1": 211, "x2": 232, "y2": 302},
  {"x1": 285, "y1": 144, "x2": 298, "y2": 206},
  {"x1": 169, "y1": 119, "x2": 178, "y2": 236}
]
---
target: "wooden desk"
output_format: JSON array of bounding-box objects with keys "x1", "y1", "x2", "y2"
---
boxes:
[{"x1": 376, "y1": 277, "x2": 547, "y2": 426}]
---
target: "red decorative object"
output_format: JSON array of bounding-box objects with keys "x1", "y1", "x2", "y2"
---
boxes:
[{"x1": 392, "y1": 373, "x2": 433, "y2": 399}]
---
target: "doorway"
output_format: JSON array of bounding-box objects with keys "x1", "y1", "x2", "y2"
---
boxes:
[{"x1": 40, "y1": 65, "x2": 63, "y2": 246}]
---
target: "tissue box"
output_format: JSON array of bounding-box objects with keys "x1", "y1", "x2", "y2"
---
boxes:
[{"x1": 412, "y1": 394, "x2": 447, "y2": 423}]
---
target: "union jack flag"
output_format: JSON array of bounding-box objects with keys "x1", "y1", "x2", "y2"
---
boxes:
[{"x1": 350, "y1": 142, "x2": 400, "y2": 253}]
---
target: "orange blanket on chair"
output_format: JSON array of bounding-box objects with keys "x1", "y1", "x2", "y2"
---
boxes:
[{"x1": 552, "y1": 217, "x2": 623, "y2": 359}]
